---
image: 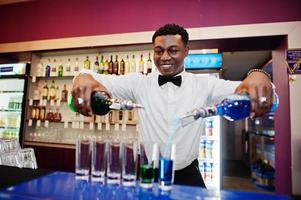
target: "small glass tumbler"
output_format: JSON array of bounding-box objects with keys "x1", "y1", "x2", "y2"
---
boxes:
[
  {"x1": 159, "y1": 143, "x2": 176, "y2": 191},
  {"x1": 122, "y1": 140, "x2": 137, "y2": 187},
  {"x1": 91, "y1": 137, "x2": 107, "y2": 183},
  {"x1": 139, "y1": 142, "x2": 156, "y2": 189},
  {"x1": 75, "y1": 137, "x2": 91, "y2": 180},
  {"x1": 107, "y1": 139, "x2": 122, "y2": 185}
]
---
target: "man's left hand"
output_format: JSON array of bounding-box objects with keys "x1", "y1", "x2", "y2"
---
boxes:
[{"x1": 235, "y1": 71, "x2": 273, "y2": 118}]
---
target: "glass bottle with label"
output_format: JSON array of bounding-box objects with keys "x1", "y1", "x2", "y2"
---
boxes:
[
  {"x1": 66, "y1": 58, "x2": 71, "y2": 75},
  {"x1": 40, "y1": 107, "x2": 46, "y2": 122},
  {"x1": 124, "y1": 55, "x2": 130, "y2": 74},
  {"x1": 131, "y1": 55, "x2": 136, "y2": 73},
  {"x1": 42, "y1": 81, "x2": 49, "y2": 100},
  {"x1": 51, "y1": 59, "x2": 57, "y2": 76},
  {"x1": 103, "y1": 57, "x2": 109, "y2": 75},
  {"x1": 49, "y1": 80, "x2": 56, "y2": 100},
  {"x1": 68, "y1": 91, "x2": 143, "y2": 116},
  {"x1": 45, "y1": 58, "x2": 51, "y2": 77},
  {"x1": 58, "y1": 59, "x2": 64, "y2": 77},
  {"x1": 74, "y1": 57, "x2": 80, "y2": 73},
  {"x1": 94, "y1": 56, "x2": 100, "y2": 73},
  {"x1": 61, "y1": 84, "x2": 68, "y2": 102},
  {"x1": 84, "y1": 56, "x2": 91, "y2": 69},
  {"x1": 98, "y1": 55, "x2": 104, "y2": 74},
  {"x1": 113, "y1": 55, "x2": 119, "y2": 75},
  {"x1": 120, "y1": 58, "x2": 125, "y2": 75},
  {"x1": 56, "y1": 86, "x2": 60, "y2": 101},
  {"x1": 108, "y1": 55, "x2": 114, "y2": 74},
  {"x1": 147, "y1": 52, "x2": 152, "y2": 74},
  {"x1": 139, "y1": 54, "x2": 144, "y2": 74}
]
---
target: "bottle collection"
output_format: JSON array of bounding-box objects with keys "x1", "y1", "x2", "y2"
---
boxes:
[{"x1": 36, "y1": 52, "x2": 154, "y2": 77}]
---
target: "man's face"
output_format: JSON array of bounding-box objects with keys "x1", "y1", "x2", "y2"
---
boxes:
[{"x1": 153, "y1": 34, "x2": 189, "y2": 77}]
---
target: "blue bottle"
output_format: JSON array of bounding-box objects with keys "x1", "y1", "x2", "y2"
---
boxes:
[{"x1": 181, "y1": 93, "x2": 279, "y2": 126}]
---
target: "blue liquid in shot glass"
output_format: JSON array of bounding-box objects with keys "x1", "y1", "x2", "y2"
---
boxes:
[{"x1": 159, "y1": 157, "x2": 173, "y2": 186}]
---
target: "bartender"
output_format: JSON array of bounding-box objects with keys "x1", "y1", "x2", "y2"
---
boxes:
[{"x1": 72, "y1": 24, "x2": 273, "y2": 187}]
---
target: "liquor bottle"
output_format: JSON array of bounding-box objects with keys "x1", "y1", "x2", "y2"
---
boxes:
[
  {"x1": 66, "y1": 58, "x2": 71, "y2": 75},
  {"x1": 94, "y1": 56, "x2": 100, "y2": 73},
  {"x1": 103, "y1": 57, "x2": 109, "y2": 74},
  {"x1": 68, "y1": 91, "x2": 143, "y2": 116},
  {"x1": 45, "y1": 59, "x2": 51, "y2": 77},
  {"x1": 147, "y1": 52, "x2": 152, "y2": 74},
  {"x1": 55, "y1": 86, "x2": 60, "y2": 101},
  {"x1": 54, "y1": 108, "x2": 62, "y2": 122},
  {"x1": 113, "y1": 55, "x2": 119, "y2": 75},
  {"x1": 49, "y1": 80, "x2": 56, "y2": 100},
  {"x1": 108, "y1": 55, "x2": 114, "y2": 74},
  {"x1": 84, "y1": 56, "x2": 91, "y2": 69},
  {"x1": 74, "y1": 57, "x2": 80, "y2": 73},
  {"x1": 139, "y1": 54, "x2": 144, "y2": 74},
  {"x1": 40, "y1": 107, "x2": 46, "y2": 121},
  {"x1": 46, "y1": 108, "x2": 54, "y2": 122},
  {"x1": 124, "y1": 55, "x2": 130, "y2": 74},
  {"x1": 42, "y1": 81, "x2": 49, "y2": 100},
  {"x1": 181, "y1": 93, "x2": 279, "y2": 126},
  {"x1": 98, "y1": 55, "x2": 104, "y2": 74},
  {"x1": 131, "y1": 55, "x2": 136, "y2": 73},
  {"x1": 58, "y1": 59, "x2": 64, "y2": 77},
  {"x1": 61, "y1": 84, "x2": 68, "y2": 102},
  {"x1": 51, "y1": 59, "x2": 57, "y2": 76},
  {"x1": 120, "y1": 58, "x2": 125, "y2": 75}
]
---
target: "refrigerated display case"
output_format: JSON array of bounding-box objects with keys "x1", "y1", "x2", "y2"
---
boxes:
[
  {"x1": 0, "y1": 63, "x2": 29, "y2": 146},
  {"x1": 184, "y1": 52, "x2": 223, "y2": 190}
]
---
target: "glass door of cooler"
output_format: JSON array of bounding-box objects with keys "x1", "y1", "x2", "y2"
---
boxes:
[
  {"x1": 198, "y1": 116, "x2": 221, "y2": 190},
  {"x1": 0, "y1": 78, "x2": 26, "y2": 142}
]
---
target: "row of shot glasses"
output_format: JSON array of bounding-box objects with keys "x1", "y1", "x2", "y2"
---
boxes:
[{"x1": 75, "y1": 134, "x2": 176, "y2": 191}]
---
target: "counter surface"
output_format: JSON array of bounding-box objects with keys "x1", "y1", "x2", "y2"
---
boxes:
[{"x1": 0, "y1": 171, "x2": 291, "y2": 200}]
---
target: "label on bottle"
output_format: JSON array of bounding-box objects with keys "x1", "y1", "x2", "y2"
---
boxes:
[
  {"x1": 32, "y1": 76, "x2": 36, "y2": 83},
  {"x1": 80, "y1": 122, "x2": 84, "y2": 129},
  {"x1": 29, "y1": 99, "x2": 33, "y2": 106},
  {"x1": 105, "y1": 123, "x2": 110, "y2": 130},
  {"x1": 36, "y1": 120, "x2": 41, "y2": 127},
  {"x1": 97, "y1": 122, "x2": 102, "y2": 130},
  {"x1": 89, "y1": 122, "x2": 94, "y2": 130},
  {"x1": 45, "y1": 120, "x2": 49, "y2": 127},
  {"x1": 121, "y1": 124, "x2": 126, "y2": 131},
  {"x1": 28, "y1": 119, "x2": 32, "y2": 127},
  {"x1": 64, "y1": 121, "x2": 68, "y2": 129},
  {"x1": 114, "y1": 123, "x2": 119, "y2": 131},
  {"x1": 50, "y1": 100, "x2": 54, "y2": 106}
]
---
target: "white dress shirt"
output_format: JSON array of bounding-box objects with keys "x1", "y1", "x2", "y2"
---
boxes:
[{"x1": 78, "y1": 69, "x2": 240, "y2": 170}]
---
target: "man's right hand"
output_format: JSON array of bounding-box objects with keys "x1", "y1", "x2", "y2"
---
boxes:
[{"x1": 72, "y1": 74, "x2": 111, "y2": 116}]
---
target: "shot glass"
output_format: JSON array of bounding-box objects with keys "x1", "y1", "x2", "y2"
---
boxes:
[
  {"x1": 75, "y1": 136, "x2": 91, "y2": 180},
  {"x1": 0, "y1": 151, "x2": 21, "y2": 167},
  {"x1": 139, "y1": 142, "x2": 157, "y2": 189},
  {"x1": 107, "y1": 139, "x2": 122, "y2": 185},
  {"x1": 122, "y1": 139, "x2": 137, "y2": 187},
  {"x1": 91, "y1": 137, "x2": 107, "y2": 183},
  {"x1": 159, "y1": 143, "x2": 176, "y2": 191}
]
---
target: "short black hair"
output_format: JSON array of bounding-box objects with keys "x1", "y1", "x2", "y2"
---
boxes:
[{"x1": 152, "y1": 24, "x2": 189, "y2": 46}]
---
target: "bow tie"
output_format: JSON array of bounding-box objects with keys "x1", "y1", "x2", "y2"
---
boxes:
[{"x1": 158, "y1": 75, "x2": 182, "y2": 87}]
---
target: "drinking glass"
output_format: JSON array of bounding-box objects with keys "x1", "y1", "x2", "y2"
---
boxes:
[
  {"x1": 18, "y1": 148, "x2": 38, "y2": 169},
  {"x1": 139, "y1": 141, "x2": 157, "y2": 189},
  {"x1": 91, "y1": 136, "x2": 107, "y2": 183},
  {"x1": 159, "y1": 143, "x2": 176, "y2": 191},
  {"x1": 122, "y1": 139, "x2": 137, "y2": 186},
  {"x1": 107, "y1": 138, "x2": 122, "y2": 185},
  {"x1": 75, "y1": 136, "x2": 91, "y2": 180}
]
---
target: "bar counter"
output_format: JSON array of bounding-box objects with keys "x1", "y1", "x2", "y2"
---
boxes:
[{"x1": 0, "y1": 166, "x2": 291, "y2": 200}]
